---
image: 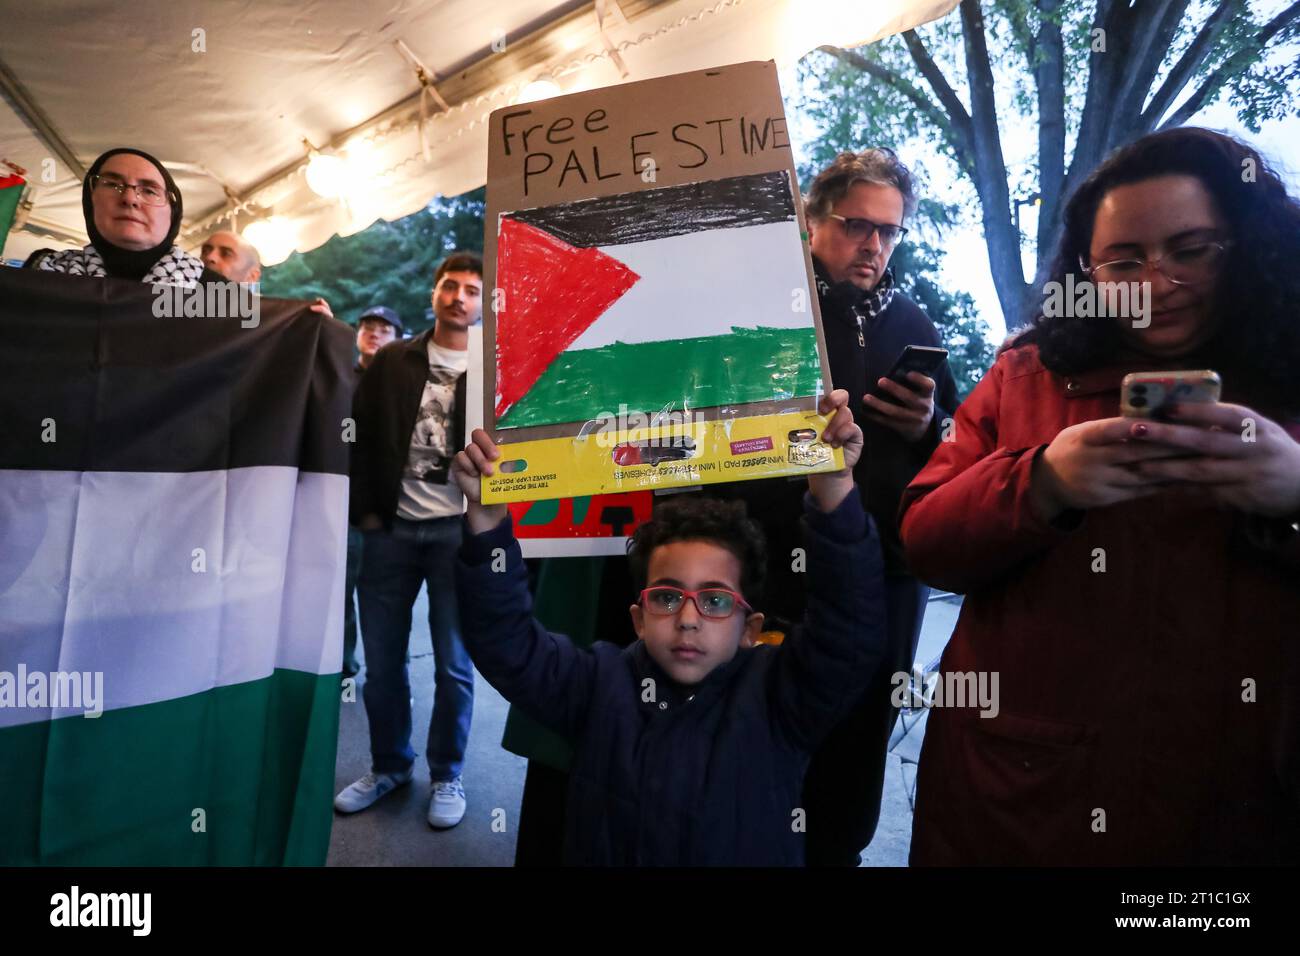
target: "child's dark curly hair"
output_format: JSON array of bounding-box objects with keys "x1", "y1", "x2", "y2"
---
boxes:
[{"x1": 627, "y1": 496, "x2": 767, "y2": 607}]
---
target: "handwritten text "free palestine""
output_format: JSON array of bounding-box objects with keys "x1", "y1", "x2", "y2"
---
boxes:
[{"x1": 500, "y1": 107, "x2": 790, "y2": 196}]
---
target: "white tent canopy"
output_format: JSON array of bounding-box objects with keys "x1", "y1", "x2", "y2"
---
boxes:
[{"x1": 1, "y1": 0, "x2": 958, "y2": 265}]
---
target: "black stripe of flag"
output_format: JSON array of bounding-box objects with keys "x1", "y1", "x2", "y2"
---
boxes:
[
  {"x1": 506, "y1": 170, "x2": 796, "y2": 247},
  {"x1": 0, "y1": 270, "x2": 353, "y2": 475}
]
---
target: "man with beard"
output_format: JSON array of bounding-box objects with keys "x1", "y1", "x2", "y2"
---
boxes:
[
  {"x1": 713, "y1": 149, "x2": 958, "y2": 864},
  {"x1": 800, "y1": 148, "x2": 959, "y2": 866},
  {"x1": 199, "y1": 228, "x2": 335, "y2": 318}
]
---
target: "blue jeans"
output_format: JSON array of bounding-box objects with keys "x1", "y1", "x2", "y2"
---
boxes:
[{"x1": 357, "y1": 515, "x2": 473, "y2": 780}]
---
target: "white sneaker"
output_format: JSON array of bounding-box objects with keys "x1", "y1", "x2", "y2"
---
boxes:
[
  {"x1": 333, "y1": 769, "x2": 413, "y2": 813},
  {"x1": 427, "y1": 776, "x2": 466, "y2": 828}
]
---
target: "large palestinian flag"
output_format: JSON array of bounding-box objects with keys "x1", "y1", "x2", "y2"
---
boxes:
[
  {"x1": 0, "y1": 269, "x2": 352, "y2": 865},
  {"x1": 494, "y1": 170, "x2": 823, "y2": 429}
]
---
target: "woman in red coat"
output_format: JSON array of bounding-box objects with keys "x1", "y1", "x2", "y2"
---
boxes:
[{"x1": 900, "y1": 127, "x2": 1300, "y2": 865}]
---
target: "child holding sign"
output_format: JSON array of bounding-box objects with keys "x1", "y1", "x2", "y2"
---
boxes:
[{"x1": 451, "y1": 390, "x2": 886, "y2": 864}]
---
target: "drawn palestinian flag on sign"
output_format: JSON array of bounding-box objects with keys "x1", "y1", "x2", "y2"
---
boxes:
[
  {"x1": 0, "y1": 171, "x2": 25, "y2": 256},
  {"x1": 494, "y1": 170, "x2": 822, "y2": 429}
]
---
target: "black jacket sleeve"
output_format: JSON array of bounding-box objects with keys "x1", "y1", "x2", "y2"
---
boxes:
[
  {"x1": 768, "y1": 489, "x2": 889, "y2": 751},
  {"x1": 454, "y1": 515, "x2": 599, "y2": 739},
  {"x1": 348, "y1": 348, "x2": 396, "y2": 527}
]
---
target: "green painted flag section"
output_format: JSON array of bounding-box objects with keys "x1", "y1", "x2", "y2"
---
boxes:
[{"x1": 498, "y1": 326, "x2": 822, "y2": 429}]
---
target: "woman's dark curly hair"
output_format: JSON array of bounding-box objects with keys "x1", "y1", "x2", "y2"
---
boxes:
[
  {"x1": 1015, "y1": 126, "x2": 1300, "y2": 414},
  {"x1": 627, "y1": 496, "x2": 767, "y2": 608}
]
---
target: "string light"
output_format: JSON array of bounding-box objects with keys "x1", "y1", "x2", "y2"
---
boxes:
[
  {"x1": 304, "y1": 151, "x2": 347, "y2": 199},
  {"x1": 517, "y1": 77, "x2": 562, "y2": 103},
  {"x1": 243, "y1": 217, "x2": 297, "y2": 264}
]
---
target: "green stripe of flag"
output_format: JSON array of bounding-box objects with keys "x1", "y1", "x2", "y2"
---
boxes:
[
  {"x1": 498, "y1": 326, "x2": 821, "y2": 429},
  {"x1": 0, "y1": 669, "x2": 340, "y2": 866}
]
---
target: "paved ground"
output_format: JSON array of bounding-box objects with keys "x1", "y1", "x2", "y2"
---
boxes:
[
  {"x1": 861, "y1": 592, "x2": 961, "y2": 867},
  {"x1": 327, "y1": 587, "x2": 962, "y2": 867},
  {"x1": 328, "y1": 588, "x2": 525, "y2": 866}
]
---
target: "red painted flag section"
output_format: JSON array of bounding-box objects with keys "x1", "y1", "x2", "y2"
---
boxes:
[
  {"x1": 495, "y1": 217, "x2": 640, "y2": 420},
  {"x1": 510, "y1": 491, "x2": 653, "y2": 540}
]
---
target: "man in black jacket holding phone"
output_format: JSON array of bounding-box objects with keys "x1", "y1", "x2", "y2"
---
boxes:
[{"x1": 740, "y1": 149, "x2": 959, "y2": 865}]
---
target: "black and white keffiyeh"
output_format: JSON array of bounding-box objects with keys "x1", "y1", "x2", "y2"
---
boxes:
[
  {"x1": 815, "y1": 265, "x2": 898, "y2": 319},
  {"x1": 37, "y1": 244, "x2": 205, "y2": 288},
  {"x1": 855, "y1": 266, "x2": 897, "y2": 318}
]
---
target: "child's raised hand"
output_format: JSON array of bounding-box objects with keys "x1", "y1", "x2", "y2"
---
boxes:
[
  {"x1": 453, "y1": 428, "x2": 509, "y2": 532},
  {"x1": 818, "y1": 389, "x2": 864, "y2": 471},
  {"x1": 808, "y1": 389, "x2": 862, "y2": 513},
  {"x1": 451, "y1": 428, "x2": 500, "y2": 501}
]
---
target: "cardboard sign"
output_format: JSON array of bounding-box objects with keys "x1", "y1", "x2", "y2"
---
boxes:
[
  {"x1": 481, "y1": 60, "x2": 842, "y2": 504},
  {"x1": 466, "y1": 323, "x2": 651, "y2": 557}
]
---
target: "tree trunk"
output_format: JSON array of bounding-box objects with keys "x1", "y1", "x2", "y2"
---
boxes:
[
  {"x1": 1064, "y1": 0, "x2": 1133, "y2": 202},
  {"x1": 960, "y1": 0, "x2": 1030, "y2": 330},
  {"x1": 1032, "y1": 0, "x2": 1066, "y2": 288},
  {"x1": 1063, "y1": 2, "x2": 1185, "y2": 203}
]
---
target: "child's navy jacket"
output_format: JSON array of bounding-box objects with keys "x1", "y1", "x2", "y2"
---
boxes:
[{"x1": 454, "y1": 490, "x2": 887, "y2": 865}]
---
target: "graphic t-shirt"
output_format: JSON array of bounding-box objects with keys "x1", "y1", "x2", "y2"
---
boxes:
[{"x1": 396, "y1": 341, "x2": 468, "y2": 521}]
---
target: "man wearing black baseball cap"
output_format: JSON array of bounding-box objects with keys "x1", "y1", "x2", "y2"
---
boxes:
[
  {"x1": 341, "y1": 305, "x2": 404, "y2": 679},
  {"x1": 355, "y1": 305, "x2": 403, "y2": 373}
]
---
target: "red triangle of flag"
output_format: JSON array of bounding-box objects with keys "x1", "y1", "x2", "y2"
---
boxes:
[{"x1": 495, "y1": 217, "x2": 640, "y2": 420}]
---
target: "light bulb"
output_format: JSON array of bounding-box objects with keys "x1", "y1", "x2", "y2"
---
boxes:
[
  {"x1": 517, "y1": 77, "x2": 562, "y2": 104},
  {"x1": 243, "y1": 217, "x2": 297, "y2": 265},
  {"x1": 305, "y1": 152, "x2": 346, "y2": 198},
  {"x1": 344, "y1": 139, "x2": 377, "y2": 177}
]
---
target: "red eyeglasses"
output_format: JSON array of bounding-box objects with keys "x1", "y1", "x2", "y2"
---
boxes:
[{"x1": 639, "y1": 586, "x2": 752, "y2": 620}]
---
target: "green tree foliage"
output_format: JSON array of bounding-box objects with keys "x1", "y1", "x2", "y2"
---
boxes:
[
  {"x1": 260, "y1": 187, "x2": 485, "y2": 335},
  {"x1": 892, "y1": 238, "x2": 997, "y2": 400},
  {"x1": 812, "y1": 0, "x2": 1300, "y2": 330}
]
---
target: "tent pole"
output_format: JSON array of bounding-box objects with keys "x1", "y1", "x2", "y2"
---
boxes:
[{"x1": 0, "y1": 55, "x2": 86, "y2": 179}]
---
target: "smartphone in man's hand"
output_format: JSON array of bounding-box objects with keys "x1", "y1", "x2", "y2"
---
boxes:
[{"x1": 869, "y1": 345, "x2": 949, "y2": 406}]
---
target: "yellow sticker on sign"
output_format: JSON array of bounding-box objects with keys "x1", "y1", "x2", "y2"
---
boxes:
[{"x1": 481, "y1": 409, "x2": 844, "y2": 504}]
